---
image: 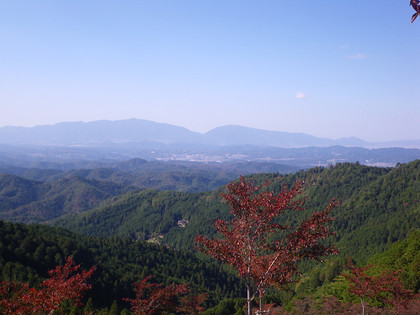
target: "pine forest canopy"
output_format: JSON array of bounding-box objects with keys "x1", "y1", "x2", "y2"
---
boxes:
[{"x1": 49, "y1": 160, "x2": 420, "y2": 262}]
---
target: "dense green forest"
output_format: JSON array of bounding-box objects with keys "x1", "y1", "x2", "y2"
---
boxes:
[
  {"x1": 0, "y1": 160, "x2": 419, "y2": 313},
  {"x1": 0, "y1": 174, "x2": 133, "y2": 223},
  {"x1": 53, "y1": 160, "x2": 420, "y2": 264},
  {"x1": 0, "y1": 160, "x2": 299, "y2": 223},
  {"x1": 0, "y1": 221, "x2": 245, "y2": 312},
  {"x1": 0, "y1": 159, "x2": 299, "y2": 194},
  {"x1": 302, "y1": 229, "x2": 420, "y2": 304}
]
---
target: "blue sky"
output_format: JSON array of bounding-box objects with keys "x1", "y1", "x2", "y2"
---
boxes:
[{"x1": 0, "y1": 1, "x2": 419, "y2": 141}]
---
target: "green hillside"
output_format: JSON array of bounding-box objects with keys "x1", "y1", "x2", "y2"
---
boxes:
[
  {"x1": 313, "y1": 229, "x2": 420, "y2": 299},
  {"x1": 54, "y1": 161, "x2": 420, "y2": 264},
  {"x1": 1, "y1": 161, "x2": 419, "y2": 312},
  {"x1": 368, "y1": 229, "x2": 420, "y2": 292},
  {"x1": 0, "y1": 175, "x2": 131, "y2": 223},
  {"x1": 1, "y1": 159, "x2": 300, "y2": 193},
  {"x1": 53, "y1": 188, "x2": 227, "y2": 249},
  {"x1": 0, "y1": 220, "x2": 244, "y2": 311}
]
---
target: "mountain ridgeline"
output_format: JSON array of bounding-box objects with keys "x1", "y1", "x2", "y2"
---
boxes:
[
  {"x1": 0, "y1": 160, "x2": 302, "y2": 224},
  {"x1": 0, "y1": 174, "x2": 132, "y2": 223},
  {"x1": 1, "y1": 120, "x2": 419, "y2": 171},
  {"x1": 49, "y1": 160, "x2": 420, "y2": 263},
  {"x1": 0, "y1": 119, "x2": 369, "y2": 146},
  {"x1": 1, "y1": 119, "x2": 419, "y2": 148}
]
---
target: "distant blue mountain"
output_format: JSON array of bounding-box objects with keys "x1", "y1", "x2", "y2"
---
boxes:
[
  {"x1": 202, "y1": 125, "x2": 370, "y2": 147},
  {"x1": 0, "y1": 119, "x2": 201, "y2": 145},
  {"x1": 0, "y1": 119, "x2": 417, "y2": 148}
]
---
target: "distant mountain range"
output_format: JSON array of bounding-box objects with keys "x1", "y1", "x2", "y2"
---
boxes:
[
  {"x1": 0, "y1": 119, "x2": 419, "y2": 168},
  {"x1": 0, "y1": 118, "x2": 419, "y2": 148}
]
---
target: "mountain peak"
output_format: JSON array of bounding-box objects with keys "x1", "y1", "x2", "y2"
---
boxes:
[{"x1": 0, "y1": 119, "x2": 417, "y2": 148}]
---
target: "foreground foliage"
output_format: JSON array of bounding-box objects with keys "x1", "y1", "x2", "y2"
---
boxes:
[
  {"x1": 344, "y1": 259, "x2": 414, "y2": 314},
  {"x1": 124, "y1": 276, "x2": 206, "y2": 314},
  {"x1": 0, "y1": 221, "x2": 244, "y2": 311},
  {"x1": 0, "y1": 257, "x2": 95, "y2": 314},
  {"x1": 197, "y1": 177, "x2": 337, "y2": 314}
]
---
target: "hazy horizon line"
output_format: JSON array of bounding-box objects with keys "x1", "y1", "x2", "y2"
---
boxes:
[{"x1": 1, "y1": 117, "x2": 419, "y2": 144}]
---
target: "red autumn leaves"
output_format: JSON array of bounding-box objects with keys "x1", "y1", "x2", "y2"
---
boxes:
[
  {"x1": 196, "y1": 177, "x2": 338, "y2": 314},
  {"x1": 123, "y1": 276, "x2": 206, "y2": 315},
  {"x1": 344, "y1": 259, "x2": 415, "y2": 314},
  {"x1": 0, "y1": 259, "x2": 206, "y2": 315},
  {"x1": 0, "y1": 256, "x2": 95, "y2": 314}
]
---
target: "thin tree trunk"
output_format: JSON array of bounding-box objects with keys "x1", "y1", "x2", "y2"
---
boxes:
[
  {"x1": 361, "y1": 298, "x2": 365, "y2": 315},
  {"x1": 247, "y1": 271, "x2": 251, "y2": 315},
  {"x1": 247, "y1": 285, "x2": 251, "y2": 315},
  {"x1": 247, "y1": 250, "x2": 252, "y2": 315}
]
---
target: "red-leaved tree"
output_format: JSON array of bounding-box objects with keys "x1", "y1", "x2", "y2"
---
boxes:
[
  {"x1": 196, "y1": 177, "x2": 338, "y2": 315},
  {"x1": 344, "y1": 258, "x2": 414, "y2": 315},
  {"x1": 124, "y1": 276, "x2": 207, "y2": 315},
  {"x1": 178, "y1": 291, "x2": 208, "y2": 315},
  {"x1": 0, "y1": 256, "x2": 95, "y2": 314}
]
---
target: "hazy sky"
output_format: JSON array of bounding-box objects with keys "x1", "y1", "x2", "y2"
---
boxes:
[{"x1": 0, "y1": 1, "x2": 419, "y2": 141}]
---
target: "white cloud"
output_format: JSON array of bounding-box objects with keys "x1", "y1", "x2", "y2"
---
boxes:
[
  {"x1": 295, "y1": 92, "x2": 310, "y2": 99},
  {"x1": 345, "y1": 53, "x2": 367, "y2": 59}
]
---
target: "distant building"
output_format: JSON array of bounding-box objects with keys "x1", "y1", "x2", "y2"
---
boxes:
[{"x1": 177, "y1": 219, "x2": 189, "y2": 227}]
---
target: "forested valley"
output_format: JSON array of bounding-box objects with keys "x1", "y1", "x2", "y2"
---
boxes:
[{"x1": 0, "y1": 160, "x2": 419, "y2": 314}]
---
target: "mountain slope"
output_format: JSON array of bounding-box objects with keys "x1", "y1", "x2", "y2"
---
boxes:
[
  {"x1": 0, "y1": 174, "x2": 49, "y2": 210},
  {"x1": 1, "y1": 159, "x2": 300, "y2": 193},
  {"x1": 53, "y1": 188, "x2": 226, "y2": 245},
  {"x1": 0, "y1": 220, "x2": 244, "y2": 310},
  {"x1": 0, "y1": 119, "x2": 202, "y2": 145},
  {"x1": 0, "y1": 175, "x2": 131, "y2": 223},
  {"x1": 53, "y1": 161, "x2": 420, "y2": 262},
  {"x1": 333, "y1": 160, "x2": 420, "y2": 261},
  {"x1": 203, "y1": 125, "x2": 368, "y2": 147}
]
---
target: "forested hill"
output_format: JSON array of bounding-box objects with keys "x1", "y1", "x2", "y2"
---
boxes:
[
  {"x1": 54, "y1": 160, "x2": 420, "y2": 264},
  {"x1": 0, "y1": 174, "x2": 132, "y2": 223},
  {"x1": 0, "y1": 159, "x2": 300, "y2": 194},
  {"x1": 0, "y1": 220, "x2": 244, "y2": 311},
  {"x1": 1, "y1": 160, "x2": 419, "y2": 312}
]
